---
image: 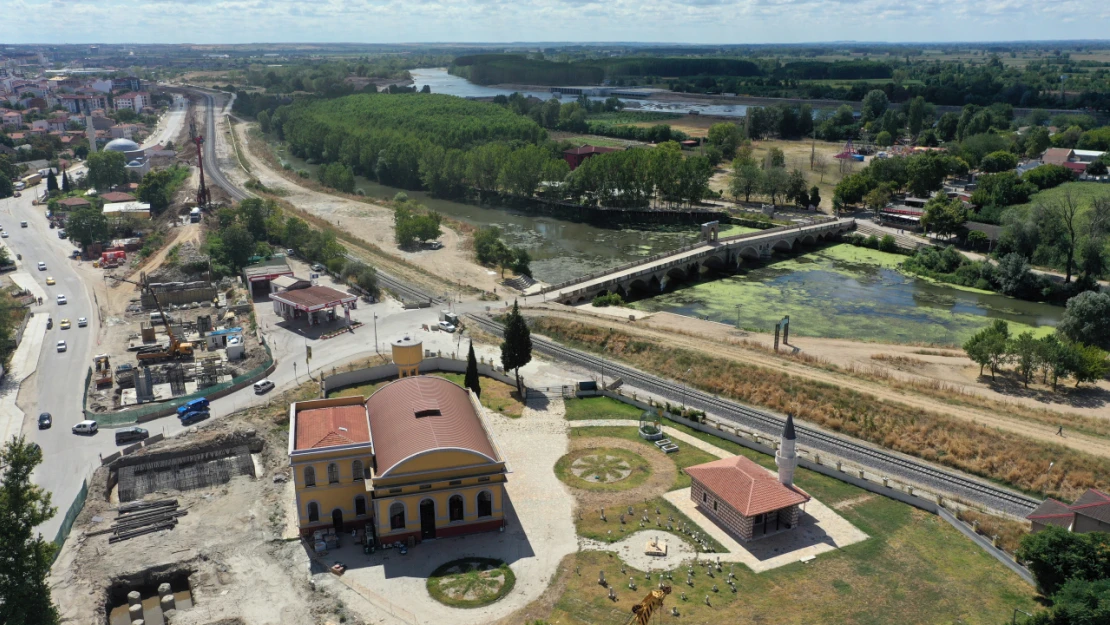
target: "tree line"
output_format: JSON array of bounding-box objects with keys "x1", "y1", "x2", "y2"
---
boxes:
[
  {"x1": 963, "y1": 317, "x2": 1108, "y2": 391},
  {"x1": 1017, "y1": 527, "x2": 1110, "y2": 625}
]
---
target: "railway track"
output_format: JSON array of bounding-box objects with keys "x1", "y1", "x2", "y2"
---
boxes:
[{"x1": 466, "y1": 313, "x2": 1042, "y2": 516}]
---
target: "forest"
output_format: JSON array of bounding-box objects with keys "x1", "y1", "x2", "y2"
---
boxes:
[{"x1": 268, "y1": 92, "x2": 713, "y2": 208}]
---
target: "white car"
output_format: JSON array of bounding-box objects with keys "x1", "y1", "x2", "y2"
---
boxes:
[
  {"x1": 56, "y1": 340, "x2": 67, "y2": 352},
  {"x1": 72, "y1": 420, "x2": 98, "y2": 435},
  {"x1": 37, "y1": 262, "x2": 46, "y2": 271},
  {"x1": 253, "y1": 379, "x2": 275, "y2": 394},
  {"x1": 78, "y1": 317, "x2": 88, "y2": 327},
  {"x1": 56, "y1": 294, "x2": 67, "y2": 305},
  {"x1": 437, "y1": 320, "x2": 456, "y2": 333},
  {"x1": 0, "y1": 231, "x2": 7, "y2": 238}
]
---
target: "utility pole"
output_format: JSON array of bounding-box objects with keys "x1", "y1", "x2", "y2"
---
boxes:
[{"x1": 373, "y1": 313, "x2": 378, "y2": 355}]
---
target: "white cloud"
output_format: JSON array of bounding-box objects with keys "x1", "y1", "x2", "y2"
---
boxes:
[{"x1": 4, "y1": 0, "x2": 1110, "y2": 43}]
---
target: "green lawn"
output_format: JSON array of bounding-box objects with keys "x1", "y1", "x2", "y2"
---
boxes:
[
  {"x1": 564, "y1": 396, "x2": 646, "y2": 421},
  {"x1": 1012, "y1": 181, "x2": 1108, "y2": 213},
  {"x1": 572, "y1": 426, "x2": 720, "y2": 491}
]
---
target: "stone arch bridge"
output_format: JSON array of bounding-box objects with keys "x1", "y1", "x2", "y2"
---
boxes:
[{"x1": 544, "y1": 218, "x2": 856, "y2": 304}]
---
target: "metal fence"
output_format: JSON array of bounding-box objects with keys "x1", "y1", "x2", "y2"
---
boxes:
[
  {"x1": 51, "y1": 477, "x2": 88, "y2": 562},
  {"x1": 87, "y1": 340, "x2": 274, "y2": 427}
]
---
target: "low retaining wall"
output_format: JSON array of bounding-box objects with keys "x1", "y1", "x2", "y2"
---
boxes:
[
  {"x1": 588, "y1": 389, "x2": 1035, "y2": 585},
  {"x1": 322, "y1": 356, "x2": 520, "y2": 395}
]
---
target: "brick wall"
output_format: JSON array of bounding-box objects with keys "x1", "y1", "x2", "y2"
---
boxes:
[{"x1": 691, "y1": 478, "x2": 800, "y2": 542}]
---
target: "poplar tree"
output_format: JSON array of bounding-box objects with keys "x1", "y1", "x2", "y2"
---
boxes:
[{"x1": 500, "y1": 301, "x2": 532, "y2": 397}]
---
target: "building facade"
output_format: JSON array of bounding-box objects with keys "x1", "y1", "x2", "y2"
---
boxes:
[
  {"x1": 289, "y1": 373, "x2": 507, "y2": 545},
  {"x1": 686, "y1": 415, "x2": 810, "y2": 541}
]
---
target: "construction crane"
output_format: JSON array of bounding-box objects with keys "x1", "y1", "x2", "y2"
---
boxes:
[
  {"x1": 628, "y1": 585, "x2": 671, "y2": 625},
  {"x1": 112, "y1": 274, "x2": 195, "y2": 363},
  {"x1": 189, "y1": 117, "x2": 211, "y2": 209}
]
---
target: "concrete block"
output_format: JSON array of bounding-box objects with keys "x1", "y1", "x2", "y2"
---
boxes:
[
  {"x1": 128, "y1": 603, "x2": 143, "y2": 621},
  {"x1": 127, "y1": 591, "x2": 141, "y2": 607},
  {"x1": 157, "y1": 582, "x2": 171, "y2": 596},
  {"x1": 160, "y1": 595, "x2": 175, "y2": 612}
]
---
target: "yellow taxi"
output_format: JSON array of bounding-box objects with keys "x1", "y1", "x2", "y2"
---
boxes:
[
  {"x1": 59, "y1": 318, "x2": 71, "y2": 330},
  {"x1": 45, "y1": 276, "x2": 56, "y2": 285}
]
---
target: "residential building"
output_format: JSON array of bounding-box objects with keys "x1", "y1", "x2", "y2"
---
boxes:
[
  {"x1": 685, "y1": 415, "x2": 811, "y2": 541},
  {"x1": 1040, "y1": 147, "x2": 1105, "y2": 175},
  {"x1": 288, "y1": 362, "x2": 507, "y2": 544},
  {"x1": 113, "y1": 91, "x2": 149, "y2": 113},
  {"x1": 1027, "y1": 489, "x2": 1110, "y2": 534},
  {"x1": 58, "y1": 94, "x2": 109, "y2": 115},
  {"x1": 1, "y1": 110, "x2": 23, "y2": 127}
]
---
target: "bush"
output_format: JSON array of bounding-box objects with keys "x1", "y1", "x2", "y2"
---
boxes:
[
  {"x1": 877, "y1": 234, "x2": 898, "y2": 252},
  {"x1": 1023, "y1": 164, "x2": 1075, "y2": 190},
  {"x1": 592, "y1": 293, "x2": 624, "y2": 307}
]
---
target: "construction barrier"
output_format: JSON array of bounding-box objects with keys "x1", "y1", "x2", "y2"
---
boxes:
[{"x1": 51, "y1": 477, "x2": 88, "y2": 562}]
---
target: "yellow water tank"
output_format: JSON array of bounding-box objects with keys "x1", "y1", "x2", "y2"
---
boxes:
[{"x1": 391, "y1": 336, "x2": 423, "y2": 378}]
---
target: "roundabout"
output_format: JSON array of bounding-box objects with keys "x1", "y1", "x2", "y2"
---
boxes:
[{"x1": 426, "y1": 558, "x2": 516, "y2": 608}]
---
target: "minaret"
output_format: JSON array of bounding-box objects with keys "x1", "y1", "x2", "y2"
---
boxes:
[{"x1": 775, "y1": 413, "x2": 797, "y2": 487}]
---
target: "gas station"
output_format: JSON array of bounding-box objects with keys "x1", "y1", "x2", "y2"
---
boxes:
[{"x1": 269, "y1": 285, "x2": 358, "y2": 327}]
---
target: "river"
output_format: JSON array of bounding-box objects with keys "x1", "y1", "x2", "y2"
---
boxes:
[
  {"x1": 629, "y1": 244, "x2": 1063, "y2": 345},
  {"x1": 409, "y1": 68, "x2": 751, "y2": 118}
]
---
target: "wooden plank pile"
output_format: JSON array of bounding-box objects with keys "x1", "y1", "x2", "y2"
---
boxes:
[{"x1": 92, "y1": 499, "x2": 187, "y2": 543}]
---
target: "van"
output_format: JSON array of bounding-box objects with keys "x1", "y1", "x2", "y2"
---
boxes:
[
  {"x1": 72, "y1": 420, "x2": 98, "y2": 435},
  {"x1": 150, "y1": 311, "x2": 172, "y2": 325},
  {"x1": 115, "y1": 427, "x2": 149, "y2": 444},
  {"x1": 176, "y1": 397, "x2": 209, "y2": 416},
  {"x1": 253, "y1": 379, "x2": 275, "y2": 394}
]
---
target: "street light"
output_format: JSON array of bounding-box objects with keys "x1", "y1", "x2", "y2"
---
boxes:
[{"x1": 373, "y1": 312, "x2": 378, "y2": 355}]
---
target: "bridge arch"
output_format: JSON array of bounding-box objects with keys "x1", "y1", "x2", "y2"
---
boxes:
[{"x1": 772, "y1": 238, "x2": 794, "y2": 252}]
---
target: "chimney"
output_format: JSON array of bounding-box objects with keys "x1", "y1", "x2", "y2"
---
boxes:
[{"x1": 775, "y1": 414, "x2": 797, "y2": 487}]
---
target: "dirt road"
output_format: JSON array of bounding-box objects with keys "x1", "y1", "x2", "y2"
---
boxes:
[{"x1": 527, "y1": 305, "x2": 1110, "y2": 458}]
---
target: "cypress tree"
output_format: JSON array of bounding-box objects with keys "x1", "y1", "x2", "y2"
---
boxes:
[
  {"x1": 46, "y1": 170, "x2": 58, "y2": 194},
  {"x1": 465, "y1": 340, "x2": 481, "y2": 398},
  {"x1": 62, "y1": 169, "x2": 71, "y2": 192},
  {"x1": 500, "y1": 300, "x2": 532, "y2": 397}
]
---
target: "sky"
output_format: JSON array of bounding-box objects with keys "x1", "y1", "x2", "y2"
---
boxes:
[{"x1": 8, "y1": 0, "x2": 1110, "y2": 45}]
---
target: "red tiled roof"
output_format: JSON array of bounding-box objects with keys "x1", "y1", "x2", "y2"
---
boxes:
[
  {"x1": 1041, "y1": 147, "x2": 1074, "y2": 166},
  {"x1": 367, "y1": 376, "x2": 498, "y2": 477},
  {"x1": 57, "y1": 197, "x2": 91, "y2": 207},
  {"x1": 100, "y1": 191, "x2": 136, "y2": 203},
  {"x1": 269, "y1": 285, "x2": 356, "y2": 311},
  {"x1": 686, "y1": 456, "x2": 810, "y2": 517},
  {"x1": 294, "y1": 404, "x2": 370, "y2": 450}
]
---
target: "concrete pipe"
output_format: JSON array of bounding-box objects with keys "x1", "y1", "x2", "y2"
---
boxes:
[
  {"x1": 160, "y1": 595, "x2": 176, "y2": 612},
  {"x1": 128, "y1": 604, "x2": 143, "y2": 621},
  {"x1": 157, "y1": 583, "x2": 172, "y2": 596},
  {"x1": 127, "y1": 591, "x2": 142, "y2": 606}
]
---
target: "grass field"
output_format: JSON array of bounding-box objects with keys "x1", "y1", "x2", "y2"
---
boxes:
[
  {"x1": 542, "y1": 423, "x2": 1036, "y2": 625},
  {"x1": 564, "y1": 396, "x2": 646, "y2": 421},
  {"x1": 554, "y1": 446, "x2": 653, "y2": 491},
  {"x1": 329, "y1": 373, "x2": 524, "y2": 417},
  {"x1": 1012, "y1": 181, "x2": 1109, "y2": 213},
  {"x1": 573, "y1": 426, "x2": 720, "y2": 491}
]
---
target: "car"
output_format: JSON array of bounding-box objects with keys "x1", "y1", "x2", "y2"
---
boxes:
[
  {"x1": 179, "y1": 409, "x2": 210, "y2": 426},
  {"x1": 72, "y1": 420, "x2": 98, "y2": 435},
  {"x1": 46, "y1": 317, "x2": 53, "y2": 330},
  {"x1": 253, "y1": 379, "x2": 275, "y2": 394},
  {"x1": 58, "y1": 229, "x2": 66, "y2": 239},
  {"x1": 20, "y1": 221, "x2": 28, "y2": 228},
  {"x1": 37, "y1": 261, "x2": 46, "y2": 270},
  {"x1": 45, "y1": 276, "x2": 55, "y2": 285},
  {"x1": 427, "y1": 240, "x2": 443, "y2": 250},
  {"x1": 56, "y1": 294, "x2": 67, "y2": 305},
  {"x1": 56, "y1": 340, "x2": 67, "y2": 352},
  {"x1": 0, "y1": 231, "x2": 7, "y2": 238},
  {"x1": 115, "y1": 427, "x2": 149, "y2": 444},
  {"x1": 285, "y1": 248, "x2": 296, "y2": 257},
  {"x1": 437, "y1": 320, "x2": 456, "y2": 333},
  {"x1": 70, "y1": 249, "x2": 81, "y2": 259},
  {"x1": 59, "y1": 318, "x2": 70, "y2": 329},
  {"x1": 311, "y1": 263, "x2": 325, "y2": 272},
  {"x1": 38, "y1": 413, "x2": 52, "y2": 429},
  {"x1": 78, "y1": 317, "x2": 88, "y2": 327}
]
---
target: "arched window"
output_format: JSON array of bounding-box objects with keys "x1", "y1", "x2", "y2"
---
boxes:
[
  {"x1": 477, "y1": 491, "x2": 492, "y2": 518},
  {"x1": 352, "y1": 460, "x2": 364, "y2": 481},
  {"x1": 307, "y1": 502, "x2": 319, "y2": 523},
  {"x1": 327, "y1": 463, "x2": 339, "y2": 484},
  {"x1": 355, "y1": 496, "x2": 367, "y2": 517},
  {"x1": 304, "y1": 466, "x2": 316, "y2": 487},
  {"x1": 449, "y1": 495, "x2": 464, "y2": 522},
  {"x1": 390, "y1": 502, "x2": 406, "y2": 530}
]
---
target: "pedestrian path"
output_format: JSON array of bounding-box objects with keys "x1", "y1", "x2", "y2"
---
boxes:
[{"x1": 0, "y1": 312, "x2": 47, "y2": 442}]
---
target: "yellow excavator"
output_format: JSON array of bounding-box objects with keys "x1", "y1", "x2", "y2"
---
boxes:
[
  {"x1": 628, "y1": 585, "x2": 671, "y2": 625},
  {"x1": 114, "y1": 275, "x2": 195, "y2": 362}
]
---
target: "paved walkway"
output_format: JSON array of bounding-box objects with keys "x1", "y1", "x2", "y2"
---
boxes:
[
  {"x1": 0, "y1": 312, "x2": 46, "y2": 443},
  {"x1": 571, "y1": 419, "x2": 869, "y2": 573}
]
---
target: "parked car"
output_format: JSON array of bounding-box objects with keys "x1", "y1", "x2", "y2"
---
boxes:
[
  {"x1": 56, "y1": 340, "x2": 66, "y2": 352},
  {"x1": 46, "y1": 317, "x2": 53, "y2": 329},
  {"x1": 437, "y1": 320, "x2": 456, "y2": 333},
  {"x1": 20, "y1": 221, "x2": 28, "y2": 228},
  {"x1": 58, "y1": 229, "x2": 66, "y2": 239},
  {"x1": 253, "y1": 379, "x2": 275, "y2": 394},
  {"x1": 0, "y1": 231, "x2": 7, "y2": 238},
  {"x1": 37, "y1": 261, "x2": 46, "y2": 270},
  {"x1": 78, "y1": 317, "x2": 88, "y2": 327},
  {"x1": 427, "y1": 240, "x2": 443, "y2": 250},
  {"x1": 45, "y1": 276, "x2": 55, "y2": 285},
  {"x1": 56, "y1": 294, "x2": 66, "y2": 304},
  {"x1": 115, "y1": 427, "x2": 149, "y2": 445},
  {"x1": 38, "y1": 413, "x2": 52, "y2": 429},
  {"x1": 179, "y1": 409, "x2": 210, "y2": 426},
  {"x1": 72, "y1": 420, "x2": 98, "y2": 435},
  {"x1": 59, "y1": 318, "x2": 70, "y2": 329}
]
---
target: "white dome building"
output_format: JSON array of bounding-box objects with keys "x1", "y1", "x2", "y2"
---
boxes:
[{"x1": 104, "y1": 138, "x2": 141, "y2": 152}]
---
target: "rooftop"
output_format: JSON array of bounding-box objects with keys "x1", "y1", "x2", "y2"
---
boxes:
[
  {"x1": 100, "y1": 191, "x2": 136, "y2": 203},
  {"x1": 57, "y1": 196, "x2": 91, "y2": 208},
  {"x1": 685, "y1": 455, "x2": 810, "y2": 517},
  {"x1": 565, "y1": 145, "x2": 619, "y2": 156},
  {"x1": 1026, "y1": 488, "x2": 1110, "y2": 526},
  {"x1": 367, "y1": 376, "x2": 498, "y2": 477},
  {"x1": 269, "y1": 285, "x2": 356, "y2": 311},
  {"x1": 294, "y1": 404, "x2": 371, "y2": 451}
]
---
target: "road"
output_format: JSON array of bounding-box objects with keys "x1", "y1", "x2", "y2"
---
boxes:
[{"x1": 140, "y1": 97, "x2": 186, "y2": 150}]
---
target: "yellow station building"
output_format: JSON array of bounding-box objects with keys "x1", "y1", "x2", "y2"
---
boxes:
[{"x1": 288, "y1": 360, "x2": 508, "y2": 544}]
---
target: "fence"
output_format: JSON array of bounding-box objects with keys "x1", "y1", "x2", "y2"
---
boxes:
[
  {"x1": 87, "y1": 338, "x2": 275, "y2": 427},
  {"x1": 51, "y1": 476, "x2": 89, "y2": 562}
]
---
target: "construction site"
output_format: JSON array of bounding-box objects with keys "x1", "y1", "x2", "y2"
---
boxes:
[{"x1": 49, "y1": 388, "x2": 367, "y2": 625}]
